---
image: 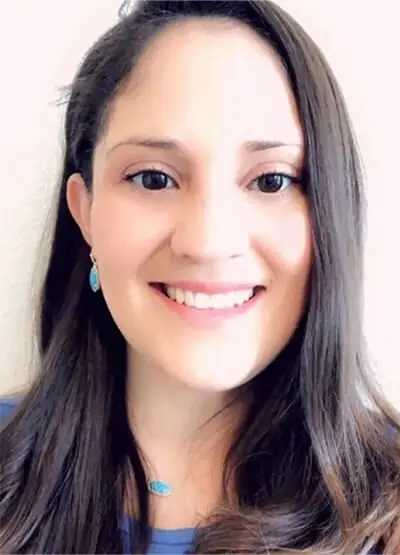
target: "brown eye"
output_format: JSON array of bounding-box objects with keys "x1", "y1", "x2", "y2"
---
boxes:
[
  {"x1": 249, "y1": 172, "x2": 296, "y2": 194},
  {"x1": 124, "y1": 170, "x2": 177, "y2": 190}
]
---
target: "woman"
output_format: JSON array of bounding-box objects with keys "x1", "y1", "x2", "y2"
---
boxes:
[{"x1": 0, "y1": 1, "x2": 399, "y2": 553}]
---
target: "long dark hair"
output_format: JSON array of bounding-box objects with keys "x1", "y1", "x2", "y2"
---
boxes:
[{"x1": 1, "y1": 1, "x2": 399, "y2": 553}]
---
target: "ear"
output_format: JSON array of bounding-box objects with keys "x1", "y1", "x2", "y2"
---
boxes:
[{"x1": 66, "y1": 173, "x2": 93, "y2": 247}]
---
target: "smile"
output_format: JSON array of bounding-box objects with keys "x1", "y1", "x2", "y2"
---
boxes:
[
  {"x1": 150, "y1": 282, "x2": 266, "y2": 328},
  {"x1": 163, "y1": 284, "x2": 258, "y2": 309}
]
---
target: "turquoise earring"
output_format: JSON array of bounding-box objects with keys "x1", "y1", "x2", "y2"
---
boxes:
[{"x1": 89, "y1": 251, "x2": 100, "y2": 293}]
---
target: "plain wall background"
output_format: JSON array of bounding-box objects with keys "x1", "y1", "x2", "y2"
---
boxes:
[{"x1": 0, "y1": 1, "x2": 399, "y2": 406}]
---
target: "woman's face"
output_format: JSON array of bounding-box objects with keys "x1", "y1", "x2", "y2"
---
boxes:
[{"x1": 68, "y1": 19, "x2": 312, "y2": 392}]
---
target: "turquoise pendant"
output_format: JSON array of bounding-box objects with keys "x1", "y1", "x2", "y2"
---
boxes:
[
  {"x1": 147, "y1": 480, "x2": 173, "y2": 496},
  {"x1": 89, "y1": 266, "x2": 100, "y2": 293}
]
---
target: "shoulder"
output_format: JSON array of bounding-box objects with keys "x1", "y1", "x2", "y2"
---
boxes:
[{"x1": 0, "y1": 396, "x2": 21, "y2": 426}]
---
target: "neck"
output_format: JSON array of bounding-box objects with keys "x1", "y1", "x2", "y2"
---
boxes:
[
  {"x1": 126, "y1": 350, "x2": 245, "y2": 450},
  {"x1": 124, "y1": 350, "x2": 249, "y2": 525}
]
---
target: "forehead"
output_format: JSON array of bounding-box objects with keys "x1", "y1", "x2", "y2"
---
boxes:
[{"x1": 100, "y1": 18, "x2": 303, "y2": 154}]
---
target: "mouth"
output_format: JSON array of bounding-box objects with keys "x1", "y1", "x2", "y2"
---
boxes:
[{"x1": 150, "y1": 282, "x2": 265, "y2": 310}]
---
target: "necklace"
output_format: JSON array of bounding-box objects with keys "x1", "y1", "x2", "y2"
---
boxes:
[{"x1": 147, "y1": 479, "x2": 173, "y2": 496}]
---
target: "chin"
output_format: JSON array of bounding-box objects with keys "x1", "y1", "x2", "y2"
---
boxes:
[{"x1": 165, "y1": 358, "x2": 260, "y2": 393}]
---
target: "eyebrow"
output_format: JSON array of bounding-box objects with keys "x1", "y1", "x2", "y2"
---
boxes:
[{"x1": 106, "y1": 136, "x2": 302, "y2": 157}]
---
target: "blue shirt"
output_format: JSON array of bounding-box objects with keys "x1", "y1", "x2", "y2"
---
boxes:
[{"x1": 0, "y1": 398, "x2": 385, "y2": 554}]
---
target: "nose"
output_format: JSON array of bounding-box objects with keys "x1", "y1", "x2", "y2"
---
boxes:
[{"x1": 170, "y1": 191, "x2": 250, "y2": 262}]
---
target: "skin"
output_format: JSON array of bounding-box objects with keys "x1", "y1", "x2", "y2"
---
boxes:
[{"x1": 67, "y1": 19, "x2": 312, "y2": 527}]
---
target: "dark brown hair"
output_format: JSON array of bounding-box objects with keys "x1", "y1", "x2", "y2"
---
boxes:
[{"x1": 1, "y1": 1, "x2": 400, "y2": 553}]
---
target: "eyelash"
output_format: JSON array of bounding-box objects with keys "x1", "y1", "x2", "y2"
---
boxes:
[{"x1": 122, "y1": 167, "x2": 301, "y2": 194}]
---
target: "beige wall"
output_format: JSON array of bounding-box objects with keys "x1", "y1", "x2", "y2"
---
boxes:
[{"x1": 0, "y1": 1, "x2": 399, "y2": 406}]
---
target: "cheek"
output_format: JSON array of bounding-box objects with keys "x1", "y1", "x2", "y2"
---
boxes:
[
  {"x1": 255, "y1": 200, "x2": 312, "y2": 279},
  {"x1": 88, "y1": 188, "x2": 172, "y2": 275}
]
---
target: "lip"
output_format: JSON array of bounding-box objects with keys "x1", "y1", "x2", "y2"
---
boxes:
[
  {"x1": 150, "y1": 283, "x2": 265, "y2": 329},
  {"x1": 155, "y1": 280, "x2": 263, "y2": 294}
]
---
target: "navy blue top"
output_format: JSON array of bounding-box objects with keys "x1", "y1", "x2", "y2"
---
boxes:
[{"x1": 0, "y1": 398, "x2": 385, "y2": 554}]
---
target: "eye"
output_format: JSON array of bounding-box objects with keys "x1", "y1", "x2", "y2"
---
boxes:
[
  {"x1": 123, "y1": 169, "x2": 177, "y2": 190},
  {"x1": 248, "y1": 172, "x2": 298, "y2": 194}
]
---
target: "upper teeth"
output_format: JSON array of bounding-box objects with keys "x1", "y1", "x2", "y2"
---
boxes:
[{"x1": 165, "y1": 287, "x2": 255, "y2": 309}]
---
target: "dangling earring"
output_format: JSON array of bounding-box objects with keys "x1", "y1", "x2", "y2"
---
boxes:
[{"x1": 89, "y1": 251, "x2": 100, "y2": 293}]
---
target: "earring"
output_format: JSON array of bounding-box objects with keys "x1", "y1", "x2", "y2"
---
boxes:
[{"x1": 89, "y1": 251, "x2": 100, "y2": 293}]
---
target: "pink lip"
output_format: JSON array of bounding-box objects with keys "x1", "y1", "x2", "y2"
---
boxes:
[
  {"x1": 159, "y1": 281, "x2": 262, "y2": 294},
  {"x1": 150, "y1": 283, "x2": 265, "y2": 329}
]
